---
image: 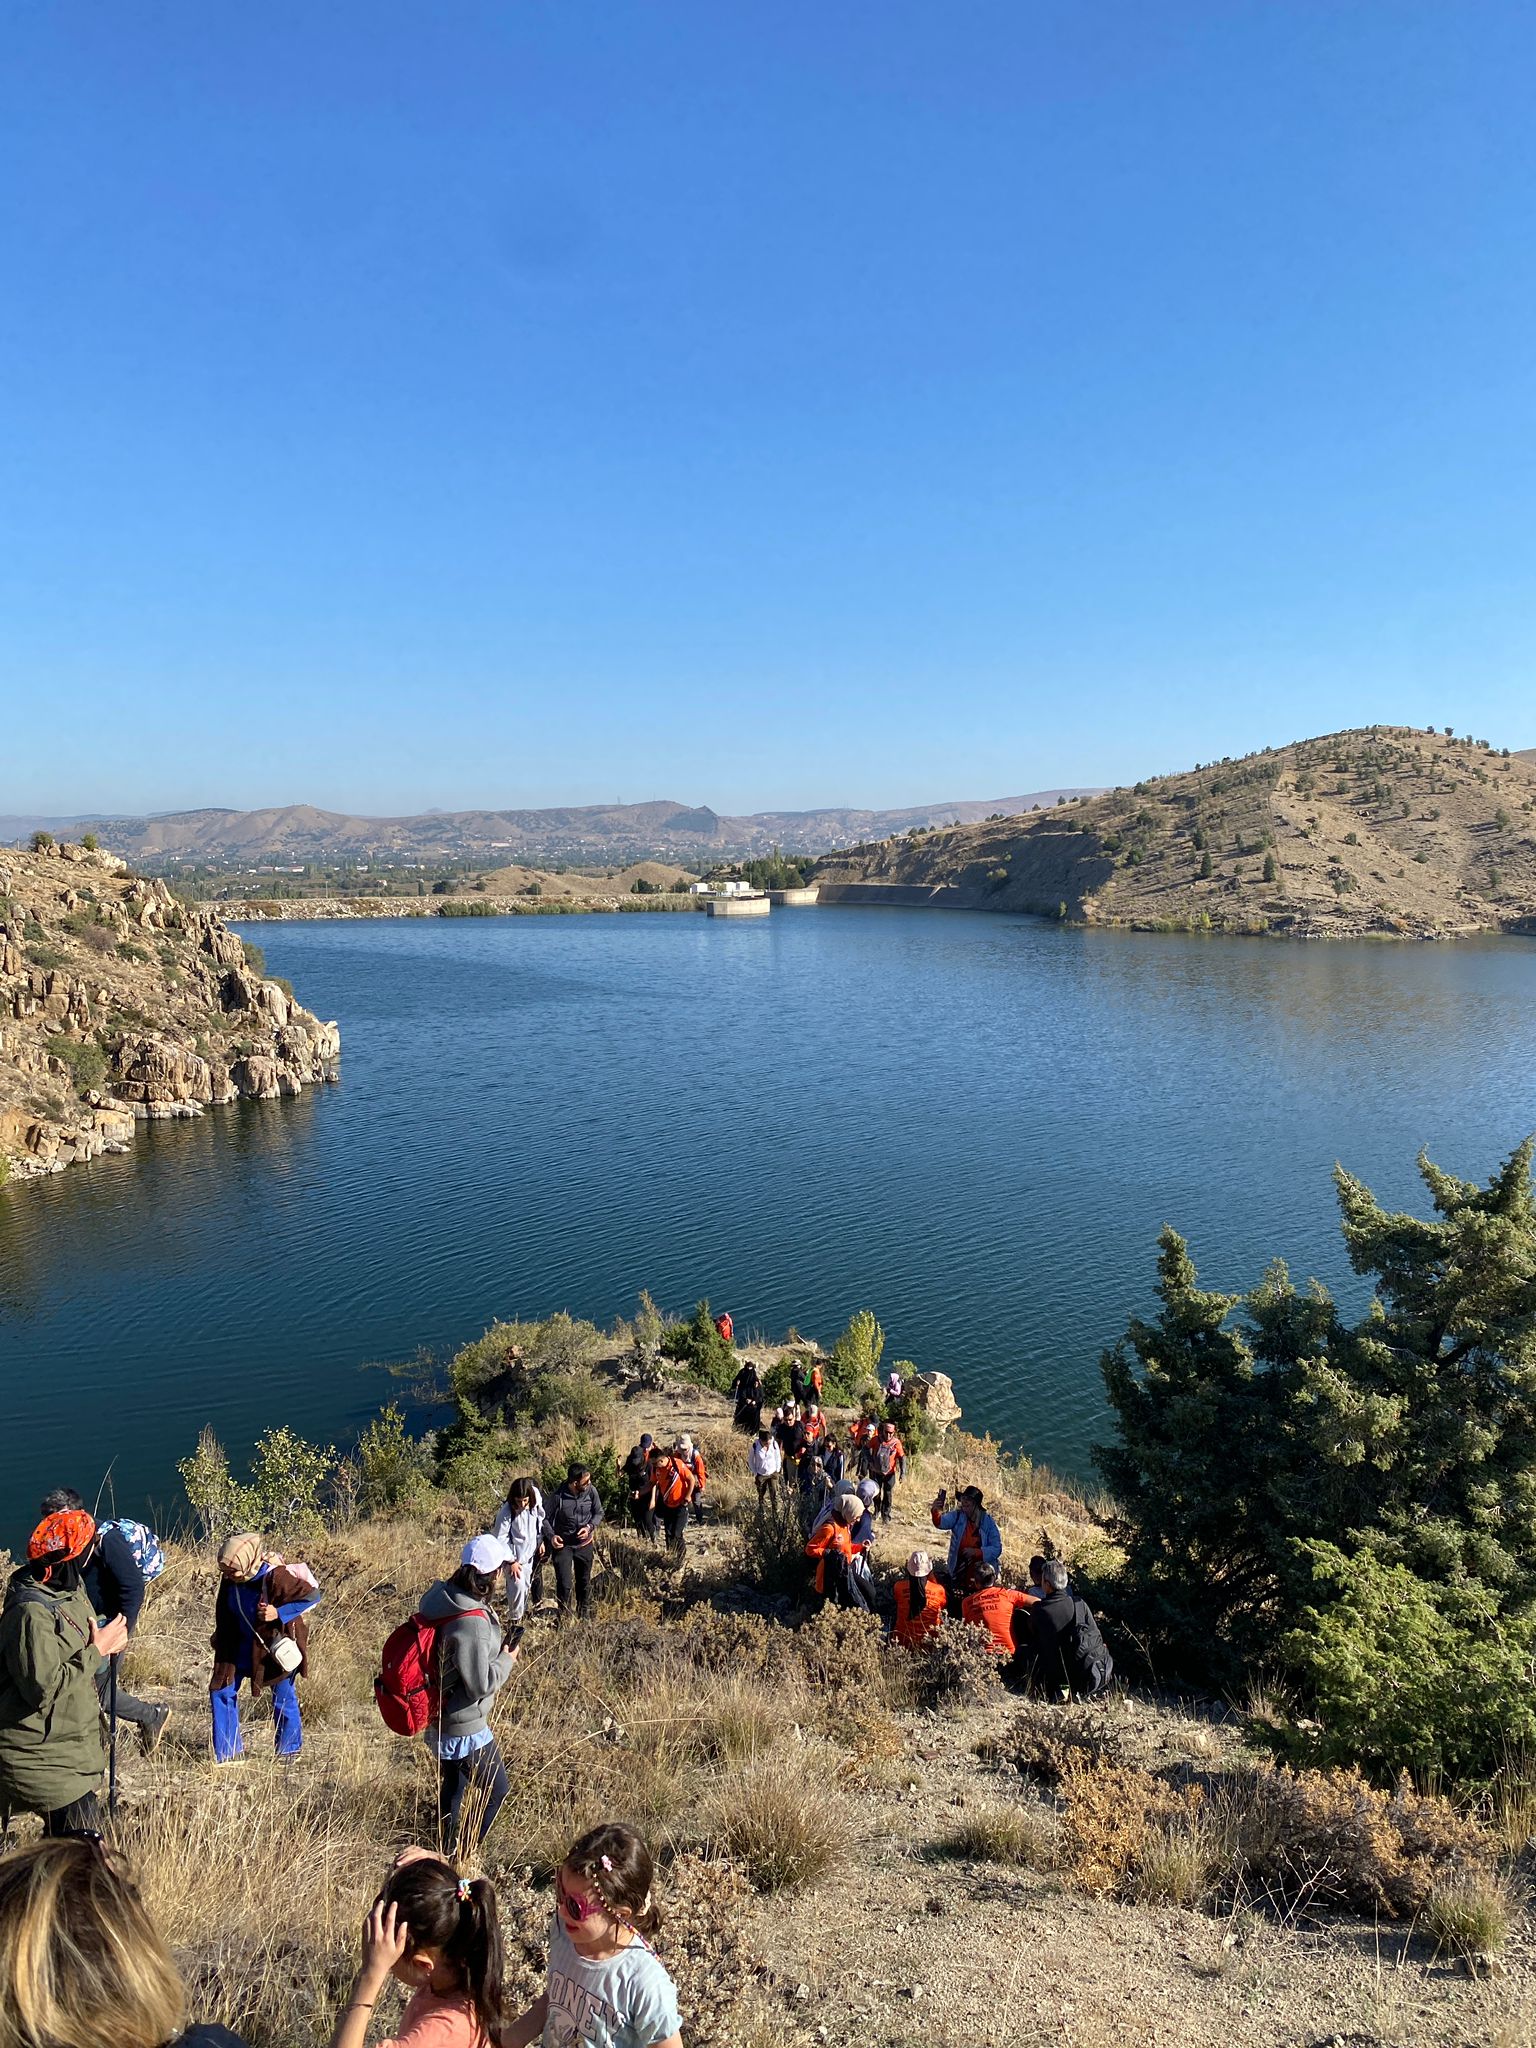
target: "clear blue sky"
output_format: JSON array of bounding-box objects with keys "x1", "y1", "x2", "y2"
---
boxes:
[{"x1": 3, "y1": 2, "x2": 1533, "y2": 817}]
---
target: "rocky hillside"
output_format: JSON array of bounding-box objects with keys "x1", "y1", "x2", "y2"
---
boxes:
[
  {"x1": 815, "y1": 725, "x2": 1536, "y2": 939},
  {"x1": 0, "y1": 838, "x2": 339, "y2": 1180}
]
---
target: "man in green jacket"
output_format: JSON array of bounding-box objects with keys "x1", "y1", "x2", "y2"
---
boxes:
[{"x1": 0, "y1": 1509, "x2": 128, "y2": 1838}]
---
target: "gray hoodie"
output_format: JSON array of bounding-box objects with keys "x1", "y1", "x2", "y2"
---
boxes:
[{"x1": 418, "y1": 1576, "x2": 514, "y2": 1738}]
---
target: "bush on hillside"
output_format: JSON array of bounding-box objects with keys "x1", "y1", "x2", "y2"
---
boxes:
[
  {"x1": 827, "y1": 1307, "x2": 885, "y2": 1399},
  {"x1": 177, "y1": 1424, "x2": 337, "y2": 1541},
  {"x1": 660, "y1": 1299, "x2": 737, "y2": 1391},
  {"x1": 353, "y1": 1403, "x2": 435, "y2": 1513},
  {"x1": 1096, "y1": 1139, "x2": 1536, "y2": 1788},
  {"x1": 45, "y1": 1033, "x2": 107, "y2": 1098}
]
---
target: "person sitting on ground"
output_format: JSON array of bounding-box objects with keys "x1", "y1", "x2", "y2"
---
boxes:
[
  {"x1": 1028, "y1": 1559, "x2": 1114, "y2": 1699},
  {"x1": 870, "y1": 1421, "x2": 906, "y2": 1522},
  {"x1": 331, "y1": 1850, "x2": 507, "y2": 2048},
  {"x1": 960, "y1": 1564, "x2": 1038, "y2": 1672},
  {"x1": 499, "y1": 1822, "x2": 682, "y2": 2048},
  {"x1": 542, "y1": 1463, "x2": 605, "y2": 1624},
  {"x1": 891, "y1": 1549, "x2": 947, "y2": 1649},
  {"x1": 0, "y1": 1510, "x2": 128, "y2": 1840},
  {"x1": 730, "y1": 1359, "x2": 763, "y2": 1434},
  {"x1": 0, "y1": 1835, "x2": 250, "y2": 2047},
  {"x1": 648, "y1": 1439, "x2": 699, "y2": 1559},
  {"x1": 490, "y1": 1475, "x2": 545, "y2": 1623},
  {"x1": 804, "y1": 1494, "x2": 871, "y2": 1612},
  {"x1": 37, "y1": 1485, "x2": 170, "y2": 1755},
  {"x1": 209, "y1": 1533, "x2": 321, "y2": 1765},
  {"x1": 930, "y1": 1484, "x2": 1004, "y2": 1599},
  {"x1": 747, "y1": 1425, "x2": 783, "y2": 1509},
  {"x1": 623, "y1": 1436, "x2": 659, "y2": 1544},
  {"x1": 416, "y1": 1534, "x2": 521, "y2": 1851}
]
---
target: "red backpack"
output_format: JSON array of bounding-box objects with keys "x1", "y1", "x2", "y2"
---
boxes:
[{"x1": 374, "y1": 1608, "x2": 486, "y2": 1736}]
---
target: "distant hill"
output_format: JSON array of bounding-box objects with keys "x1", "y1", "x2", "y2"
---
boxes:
[
  {"x1": 815, "y1": 727, "x2": 1536, "y2": 939},
  {"x1": 0, "y1": 789, "x2": 1102, "y2": 869}
]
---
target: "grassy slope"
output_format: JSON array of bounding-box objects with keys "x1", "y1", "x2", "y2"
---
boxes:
[
  {"x1": 6, "y1": 1346, "x2": 1527, "y2": 2048},
  {"x1": 815, "y1": 726, "x2": 1536, "y2": 938}
]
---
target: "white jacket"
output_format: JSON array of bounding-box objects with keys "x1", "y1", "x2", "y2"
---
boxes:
[{"x1": 491, "y1": 1486, "x2": 544, "y2": 1570}]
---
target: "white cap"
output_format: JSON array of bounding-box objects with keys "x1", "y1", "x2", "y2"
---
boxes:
[{"x1": 462, "y1": 1533, "x2": 515, "y2": 1574}]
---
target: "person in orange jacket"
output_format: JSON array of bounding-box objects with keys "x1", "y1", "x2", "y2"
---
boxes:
[
  {"x1": 890, "y1": 1549, "x2": 946, "y2": 1649},
  {"x1": 960, "y1": 1565, "x2": 1038, "y2": 1668},
  {"x1": 801, "y1": 1404, "x2": 826, "y2": 1447},
  {"x1": 804, "y1": 1496, "x2": 870, "y2": 1611},
  {"x1": 648, "y1": 1440, "x2": 698, "y2": 1559},
  {"x1": 849, "y1": 1415, "x2": 877, "y2": 1480},
  {"x1": 871, "y1": 1422, "x2": 906, "y2": 1522}
]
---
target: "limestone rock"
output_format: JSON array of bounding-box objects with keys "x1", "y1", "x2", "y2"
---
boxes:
[{"x1": 911, "y1": 1371, "x2": 963, "y2": 1429}]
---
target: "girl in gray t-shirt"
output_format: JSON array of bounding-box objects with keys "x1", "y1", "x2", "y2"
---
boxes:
[{"x1": 500, "y1": 1825, "x2": 682, "y2": 2048}]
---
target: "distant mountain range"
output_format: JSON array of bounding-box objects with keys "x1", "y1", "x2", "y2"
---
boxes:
[{"x1": 0, "y1": 790, "x2": 1104, "y2": 868}]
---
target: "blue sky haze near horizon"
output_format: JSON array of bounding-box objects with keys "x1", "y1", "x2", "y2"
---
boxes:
[{"x1": 3, "y1": 2, "x2": 1534, "y2": 816}]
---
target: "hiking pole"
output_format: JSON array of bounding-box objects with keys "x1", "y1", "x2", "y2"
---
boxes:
[{"x1": 107, "y1": 1655, "x2": 119, "y2": 1817}]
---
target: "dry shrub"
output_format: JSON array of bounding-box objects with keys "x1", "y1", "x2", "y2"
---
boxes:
[
  {"x1": 903, "y1": 1621, "x2": 1005, "y2": 1711},
  {"x1": 1217, "y1": 1765, "x2": 1501, "y2": 1918},
  {"x1": 1058, "y1": 1758, "x2": 1200, "y2": 1896},
  {"x1": 993, "y1": 1699, "x2": 1126, "y2": 1785},
  {"x1": 935, "y1": 1798, "x2": 1059, "y2": 1870}
]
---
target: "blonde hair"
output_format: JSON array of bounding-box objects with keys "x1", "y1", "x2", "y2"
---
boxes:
[{"x1": 0, "y1": 1839, "x2": 187, "y2": 2048}]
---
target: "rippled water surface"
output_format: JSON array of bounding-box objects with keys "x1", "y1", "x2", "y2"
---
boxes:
[{"x1": 4, "y1": 908, "x2": 1535, "y2": 1529}]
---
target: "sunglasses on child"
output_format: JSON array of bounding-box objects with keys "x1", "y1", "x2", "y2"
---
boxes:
[{"x1": 556, "y1": 1872, "x2": 606, "y2": 1924}]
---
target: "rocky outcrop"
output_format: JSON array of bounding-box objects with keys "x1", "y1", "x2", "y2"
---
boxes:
[
  {"x1": 910, "y1": 1371, "x2": 963, "y2": 1429},
  {"x1": 0, "y1": 839, "x2": 340, "y2": 1180}
]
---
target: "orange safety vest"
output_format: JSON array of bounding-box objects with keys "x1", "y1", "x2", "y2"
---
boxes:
[
  {"x1": 893, "y1": 1575, "x2": 947, "y2": 1648},
  {"x1": 688, "y1": 1450, "x2": 708, "y2": 1490},
  {"x1": 805, "y1": 1518, "x2": 855, "y2": 1596},
  {"x1": 651, "y1": 1455, "x2": 696, "y2": 1511},
  {"x1": 961, "y1": 1586, "x2": 1036, "y2": 1656}
]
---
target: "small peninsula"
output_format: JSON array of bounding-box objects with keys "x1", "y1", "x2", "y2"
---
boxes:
[
  {"x1": 0, "y1": 837, "x2": 339, "y2": 1181},
  {"x1": 815, "y1": 725, "x2": 1536, "y2": 939}
]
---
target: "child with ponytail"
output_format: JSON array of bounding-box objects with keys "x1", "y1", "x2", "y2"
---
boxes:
[
  {"x1": 332, "y1": 1853, "x2": 506, "y2": 2048},
  {"x1": 500, "y1": 1823, "x2": 682, "y2": 2048}
]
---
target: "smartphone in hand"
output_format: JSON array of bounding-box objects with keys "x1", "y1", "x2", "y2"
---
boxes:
[{"x1": 504, "y1": 1624, "x2": 525, "y2": 1653}]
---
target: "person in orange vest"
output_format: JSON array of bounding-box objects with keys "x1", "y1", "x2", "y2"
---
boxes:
[
  {"x1": 890, "y1": 1549, "x2": 946, "y2": 1649},
  {"x1": 809, "y1": 1360, "x2": 824, "y2": 1402},
  {"x1": 648, "y1": 1440, "x2": 698, "y2": 1559},
  {"x1": 714, "y1": 1310, "x2": 734, "y2": 1346},
  {"x1": 677, "y1": 1435, "x2": 707, "y2": 1516},
  {"x1": 960, "y1": 1565, "x2": 1038, "y2": 1671},
  {"x1": 871, "y1": 1421, "x2": 906, "y2": 1522},
  {"x1": 804, "y1": 1496, "x2": 870, "y2": 1612},
  {"x1": 801, "y1": 1403, "x2": 826, "y2": 1447},
  {"x1": 849, "y1": 1415, "x2": 877, "y2": 1480}
]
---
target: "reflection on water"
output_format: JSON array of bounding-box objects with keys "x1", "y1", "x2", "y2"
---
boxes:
[{"x1": 2, "y1": 910, "x2": 1534, "y2": 1533}]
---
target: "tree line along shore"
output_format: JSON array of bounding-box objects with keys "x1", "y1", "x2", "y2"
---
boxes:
[{"x1": 4, "y1": 1141, "x2": 1534, "y2": 2048}]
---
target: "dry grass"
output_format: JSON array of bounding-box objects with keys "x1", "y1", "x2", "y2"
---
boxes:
[
  {"x1": 701, "y1": 1757, "x2": 848, "y2": 1893},
  {"x1": 1421, "y1": 1870, "x2": 1520, "y2": 1963},
  {"x1": 934, "y1": 1798, "x2": 1059, "y2": 1870}
]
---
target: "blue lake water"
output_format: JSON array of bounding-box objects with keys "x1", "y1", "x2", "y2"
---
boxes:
[{"x1": 3, "y1": 906, "x2": 1535, "y2": 1539}]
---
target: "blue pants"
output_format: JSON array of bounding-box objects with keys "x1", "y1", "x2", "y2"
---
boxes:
[{"x1": 211, "y1": 1669, "x2": 302, "y2": 1760}]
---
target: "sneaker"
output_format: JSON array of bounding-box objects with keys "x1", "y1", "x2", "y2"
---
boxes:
[{"x1": 140, "y1": 1704, "x2": 172, "y2": 1756}]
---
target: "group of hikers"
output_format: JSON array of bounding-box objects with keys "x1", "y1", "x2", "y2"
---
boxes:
[{"x1": 0, "y1": 1352, "x2": 1112, "y2": 2047}]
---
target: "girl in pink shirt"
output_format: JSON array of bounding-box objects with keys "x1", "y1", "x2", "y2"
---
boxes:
[{"x1": 331, "y1": 1854, "x2": 507, "y2": 2048}]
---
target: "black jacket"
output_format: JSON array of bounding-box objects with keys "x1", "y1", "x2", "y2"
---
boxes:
[
  {"x1": 543, "y1": 1483, "x2": 605, "y2": 1548},
  {"x1": 84, "y1": 1523, "x2": 146, "y2": 1634},
  {"x1": 1031, "y1": 1588, "x2": 1110, "y2": 1688},
  {"x1": 623, "y1": 1448, "x2": 653, "y2": 1497}
]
